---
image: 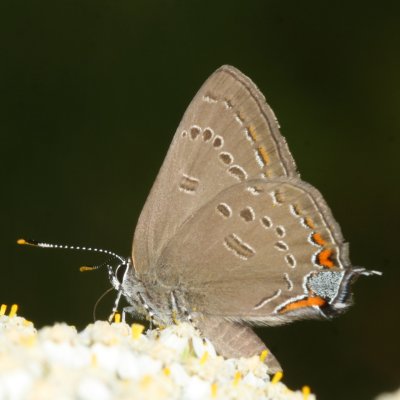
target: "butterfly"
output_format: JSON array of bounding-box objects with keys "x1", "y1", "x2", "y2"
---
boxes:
[{"x1": 20, "y1": 66, "x2": 380, "y2": 373}]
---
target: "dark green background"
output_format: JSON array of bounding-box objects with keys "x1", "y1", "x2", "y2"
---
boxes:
[{"x1": 1, "y1": 1, "x2": 399, "y2": 399}]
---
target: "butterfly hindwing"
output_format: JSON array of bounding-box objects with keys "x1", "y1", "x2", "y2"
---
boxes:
[{"x1": 148, "y1": 178, "x2": 349, "y2": 324}]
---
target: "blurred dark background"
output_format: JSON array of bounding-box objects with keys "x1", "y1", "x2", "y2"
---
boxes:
[{"x1": 1, "y1": 1, "x2": 399, "y2": 399}]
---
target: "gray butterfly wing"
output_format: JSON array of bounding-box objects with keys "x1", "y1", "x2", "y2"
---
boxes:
[
  {"x1": 155, "y1": 178, "x2": 350, "y2": 324},
  {"x1": 194, "y1": 315, "x2": 282, "y2": 373},
  {"x1": 133, "y1": 65, "x2": 298, "y2": 274}
]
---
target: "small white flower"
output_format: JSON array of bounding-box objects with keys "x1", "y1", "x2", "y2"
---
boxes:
[
  {"x1": 0, "y1": 369, "x2": 33, "y2": 399},
  {"x1": 77, "y1": 377, "x2": 111, "y2": 400},
  {"x1": 117, "y1": 353, "x2": 162, "y2": 380},
  {"x1": 182, "y1": 376, "x2": 210, "y2": 400},
  {"x1": 191, "y1": 335, "x2": 216, "y2": 359},
  {"x1": 157, "y1": 328, "x2": 190, "y2": 354},
  {"x1": 168, "y1": 362, "x2": 190, "y2": 386},
  {"x1": 242, "y1": 371, "x2": 265, "y2": 389}
]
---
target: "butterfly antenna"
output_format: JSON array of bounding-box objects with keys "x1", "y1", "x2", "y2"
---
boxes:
[
  {"x1": 354, "y1": 268, "x2": 382, "y2": 276},
  {"x1": 79, "y1": 255, "x2": 121, "y2": 273},
  {"x1": 17, "y1": 238, "x2": 126, "y2": 265}
]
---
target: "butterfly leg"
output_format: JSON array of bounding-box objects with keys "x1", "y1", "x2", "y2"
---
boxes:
[
  {"x1": 170, "y1": 290, "x2": 196, "y2": 325},
  {"x1": 169, "y1": 291, "x2": 180, "y2": 324},
  {"x1": 137, "y1": 292, "x2": 159, "y2": 329},
  {"x1": 108, "y1": 289, "x2": 124, "y2": 323},
  {"x1": 120, "y1": 306, "x2": 136, "y2": 323}
]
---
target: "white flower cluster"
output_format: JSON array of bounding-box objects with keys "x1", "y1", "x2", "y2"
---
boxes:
[
  {"x1": 376, "y1": 388, "x2": 400, "y2": 400},
  {"x1": 0, "y1": 306, "x2": 315, "y2": 400}
]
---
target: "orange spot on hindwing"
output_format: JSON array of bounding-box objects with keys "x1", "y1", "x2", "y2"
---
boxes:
[
  {"x1": 312, "y1": 233, "x2": 326, "y2": 246},
  {"x1": 247, "y1": 125, "x2": 257, "y2": 142},
  {"x1": 304, "y1": 217, "x2": 315, "y2": 229},
  {"x1": 317, "y1": 249, "x2": 335, "y2": 268},
  {"x1": 278, "y1": 296, "x2": 326, "y2": 314},
  {"x1": 257, "y1": 146, "x2": 270, "y2": 165}
]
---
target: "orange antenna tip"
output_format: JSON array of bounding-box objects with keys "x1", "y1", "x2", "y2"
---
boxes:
[
  {"x1": 17, "y1": 238, "x2": 38, "y2": 246},
  {"x1": 79, "y1": 266, "x2": 96, "y2": 272}
]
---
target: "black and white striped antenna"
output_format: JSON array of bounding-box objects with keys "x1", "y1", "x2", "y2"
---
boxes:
[{"x1": 17, "y1": 238, "x2": 126, "y2": 271}]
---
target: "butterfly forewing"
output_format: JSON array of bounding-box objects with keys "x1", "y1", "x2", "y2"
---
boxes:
[{"x1": 133, "y1": 65, "x2": 298, "y2": 274}]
